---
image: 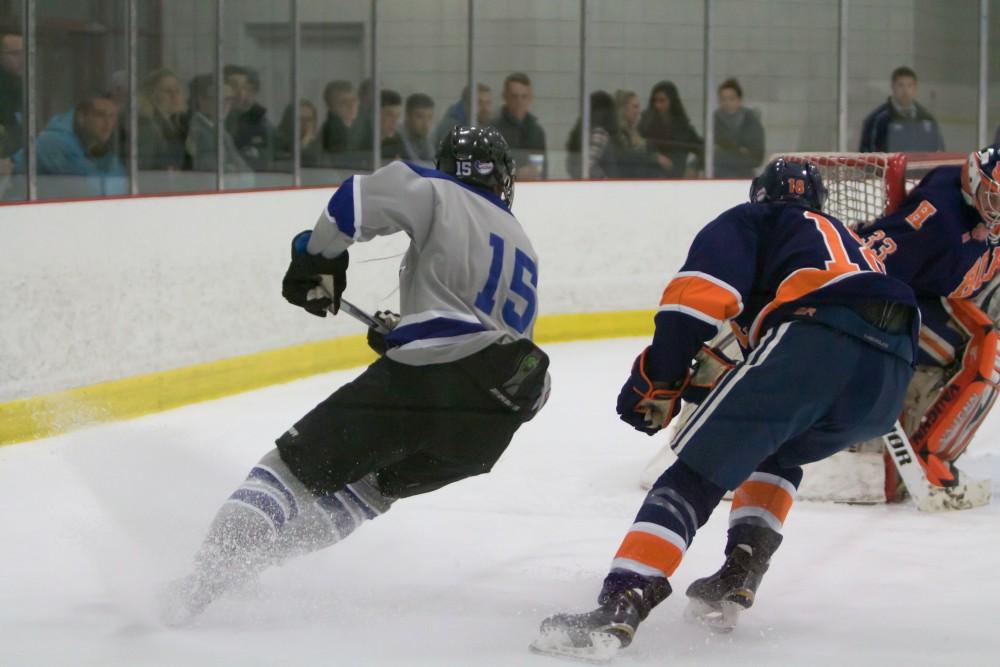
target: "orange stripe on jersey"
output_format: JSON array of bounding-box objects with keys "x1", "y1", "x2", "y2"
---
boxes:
[
  {"x1": 749, "y1": 212, "x2": 870, "y2": 345},
  {"x1": 749, "y1": 267, "x2": 853, "y2": 344},
  {"x1": 613, "y1": 530, "x2": 685, "y2": 577},
  {"x1": 660, "y1": 274, "x2": 742, "y2": 325},
  {"x1": 731, "y1": 480, "x2": 794, "y2": 525}
]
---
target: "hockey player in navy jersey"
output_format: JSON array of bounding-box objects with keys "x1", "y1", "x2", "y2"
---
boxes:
[
  {"x1": 859, "y1": 144, "x2": 1000, "y2": 494},
  {"x1": 162, "y1": 126, "x2": 550, "y2": 624},
  {"x1": 531, "y1": 159, "x2": 918, "y2": 661}
]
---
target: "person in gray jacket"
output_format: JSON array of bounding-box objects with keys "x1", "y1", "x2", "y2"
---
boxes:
[
  {"x1": 162, "y1": 126, "x2": 550, "y2": 625},
  {"x1": 713, "y1": 78, "x2": 765, "y2": 178}
]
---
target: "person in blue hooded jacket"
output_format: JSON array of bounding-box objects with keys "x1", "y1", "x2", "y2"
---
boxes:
[{"x1": 13, "y1": 91, "x2": 126, "y2": 197}]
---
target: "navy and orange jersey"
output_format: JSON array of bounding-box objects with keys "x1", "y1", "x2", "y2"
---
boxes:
[
  {"x1": 861, "y1": 165, "x2": 999, "y2": 300},
  {"x1": 646, "y1": 202, "x2": 917, "y2": 383}
]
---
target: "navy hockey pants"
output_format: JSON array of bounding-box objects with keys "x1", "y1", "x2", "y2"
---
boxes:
[{"x1": 672, "y1": 319, "x2": 914, "y2": 491}]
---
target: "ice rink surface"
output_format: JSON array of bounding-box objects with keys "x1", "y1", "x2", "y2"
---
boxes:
[{"x1": 2, "y1": 337, "x2": 998, "y2": 667}]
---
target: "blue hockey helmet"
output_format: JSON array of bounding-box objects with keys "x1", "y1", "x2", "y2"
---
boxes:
[
  {"x1": 749, "y1": 158, "x2": 827, "y2": 211},
  {"x1": 961, "y1": 144, "x2": 1000, "y2": 240}
]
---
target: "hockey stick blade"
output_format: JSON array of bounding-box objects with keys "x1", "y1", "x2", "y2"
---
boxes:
[{"x1": 882, "y1": 420, "x2": 991, "y2": 511}]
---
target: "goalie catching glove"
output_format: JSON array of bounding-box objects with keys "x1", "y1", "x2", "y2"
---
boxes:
[
  {"x1": 282, "y1": 230, "x2": 349, "y2": 317},
  {"x1": 617, "y1": 347, "x2": 690, "y2": 435}
]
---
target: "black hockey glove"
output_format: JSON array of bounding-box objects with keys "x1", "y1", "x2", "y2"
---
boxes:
[
  {"x1": 282, "y1": 230, "x2": 349, "y2": 317},
  {"x1": 366, "y1": 311, "x2": 401, "y2": 355}
]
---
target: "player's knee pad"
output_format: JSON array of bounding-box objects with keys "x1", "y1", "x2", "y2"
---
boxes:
[
  {"x1": 908, "y1": 300, "x2": 1000, "y2": 482},
  {"x1": 224, "y1": 448, "x2": 310, "y2": 538},
  {"x1": 311, "y1": 473, "x2": 396, "y2": 542},
  {"x1": 224, "y1": 449, "x2": 397, "y2": 559}
]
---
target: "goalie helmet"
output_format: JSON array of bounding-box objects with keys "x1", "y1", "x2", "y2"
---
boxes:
[
  {"x1": 749, "y1": 158, "x2": 827, "y2": 212},
  {"x1": 436, "y1": 125, "x2": 516, "y2": 207},
  {"x1": 961, "y1": 144, "x2": 1000, "y2": 241}
]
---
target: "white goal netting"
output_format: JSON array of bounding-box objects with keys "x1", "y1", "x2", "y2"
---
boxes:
[{"x1": 774, "y1": 152, "x2": 907, "y2": 229}]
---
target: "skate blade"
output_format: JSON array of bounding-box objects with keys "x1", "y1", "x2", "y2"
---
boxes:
[
  {"x1": 683, "y1": 597, "x2": 742, "y2": 633},
  {"x1": 529, "y1": 627, "x2": 622, "y2": 664}
]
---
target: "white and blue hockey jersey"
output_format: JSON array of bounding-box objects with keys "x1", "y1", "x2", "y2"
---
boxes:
[{"x1": 307, "y1": 160, "x2": 540, "y2": 366}]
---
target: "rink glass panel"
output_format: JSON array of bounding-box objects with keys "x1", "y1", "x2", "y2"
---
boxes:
[
  {"x1": 990, "y1": 0, "x2": 1000, "y2": 147},
  {"x1": 0, "y1": 0, "x2": 24, "y2": 201},
  {"x1": 847, "y1": 0, "x2": 980, "y2": 153},
  {"x1": 474, "y1": 0, "x2": 581, "y2": 181},
  {"x1": 136, "y1": 0, "x2": 218, "y2": 194},
  {"x1": 32, "y1": 0, "x2": 127, "y2": 201},
  {"x1": 713, "y1": 0, "x2": 838, "y2": 156},
  {"x1": 586, "y1": 0, "x2": 704, "y2": 180},
  {"x1": 297, "y1": 0, "x2": 371, "y2": 187},
  {"x1": 219, "y1": 0, "x2": 293, "y2": 191},
  {"x1": 377, "y1": 0, "x2": 468, "y2": 173}
]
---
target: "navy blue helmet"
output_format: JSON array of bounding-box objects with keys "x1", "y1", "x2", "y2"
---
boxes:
[
  {"x1": 436, "y1": 125, "x2": 516, "y2": 207},
  {"x1": 749, "y1": 158, "x2": 827, "y2": 211}
]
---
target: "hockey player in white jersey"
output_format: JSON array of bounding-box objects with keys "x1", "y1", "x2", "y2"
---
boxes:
[{"x1": 162, "y1": 126, "x2": 550, "y2": 624}]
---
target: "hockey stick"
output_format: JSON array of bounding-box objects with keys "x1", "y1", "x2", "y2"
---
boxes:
[
  {"x1": 880, "y1": 420, "x2": 991, "y2": 512},
  {"x1": 336, "y1": 297, "x2": 391, "y2": 334},
  {"x1": 317, "y1": 275, "x2": 391, "y2": 334}
]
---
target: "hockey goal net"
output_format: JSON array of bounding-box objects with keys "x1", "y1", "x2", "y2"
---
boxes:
[{"x1": 774, "y1": 151, "x2": 966, "y2": 228}]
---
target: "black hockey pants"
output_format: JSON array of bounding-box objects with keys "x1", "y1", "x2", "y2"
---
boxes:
[{"x1": 276, "y1": 339, "x2": 547, "y2": 498}]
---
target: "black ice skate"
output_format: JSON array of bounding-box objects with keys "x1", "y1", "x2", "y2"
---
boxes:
[
  {"x1": 684, "y1": 524, "x2": 782, "y2": 632},
  {"x1": 530, "y1": 575, "x2": 670, "y2": 663}
]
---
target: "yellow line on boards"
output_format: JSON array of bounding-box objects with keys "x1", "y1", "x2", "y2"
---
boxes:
[{"x1": 0, "y1": 310, "x2": 654, "y2": 447}]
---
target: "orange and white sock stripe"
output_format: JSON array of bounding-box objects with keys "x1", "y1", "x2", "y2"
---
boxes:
[
  {"x1": 729, "y1": 472, "x2": 796, "y2": 532},
  {"x1": 610, "y1": 521, "x2": 687, "y2": 579}
]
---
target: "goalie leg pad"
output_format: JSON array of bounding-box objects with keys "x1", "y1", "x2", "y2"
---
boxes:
[{"x1": 908, "y1": 300, "x2": 1000, "y2": 482}]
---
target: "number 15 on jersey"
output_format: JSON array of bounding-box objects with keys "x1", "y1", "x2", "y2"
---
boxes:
[{"x1": 475, "y1": 233, "x2": 538, "y2": 333}]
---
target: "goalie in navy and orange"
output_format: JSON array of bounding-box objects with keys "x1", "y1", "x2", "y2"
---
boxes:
[
  {"x1": 858, "y1": 144, "x2": 1000, "y2": 492},
  {"x1": 532, "y1": 159, "x2": 919, "y2": 660}
]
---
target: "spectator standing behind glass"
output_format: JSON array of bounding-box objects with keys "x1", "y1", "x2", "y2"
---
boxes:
[
  {"x1": 0, "y1": 31, "x2": 24, "y2": 160},
  {"x1": 276, "y1": 98, "x2": 326, "y2": 168},
  {"x1": 398, "y1": 93, "x2": 436, "y2": 167},
  {"x1": 433, "y1": 84, "x2": 493, "y2": 146},
  {"x1": 186, "y1": 74, "x2": 251, "y2": 177},
  {"x1": 12, "y1": 91, "x2": 126, "y2": 196},
  {"x1": 859, "y1": 66, "x2": 944, "y2": 153},
  {"x1": 638, "y1": 80, "x2": 703, "y2": 179},
  {"x1": 225, "y1": 65, "x2": 276, "y2": 171},
  {"x1": 713, "y1": 78, "x2": 765, "y2": 178},
  {"x1": 493, "y1": 72, "x2": 547, "y2": 180},
  {"x1": 137, "y1": 68, "x2": 189, "y2": 171}
]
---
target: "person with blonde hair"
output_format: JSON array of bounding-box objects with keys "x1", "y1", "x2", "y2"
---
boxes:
[
  {"x1": 609, "y1": 89, "x2": 671, "y2": 179},
  {"x1": 137, "y1": 68, "x2": 188, "y2": 170}
]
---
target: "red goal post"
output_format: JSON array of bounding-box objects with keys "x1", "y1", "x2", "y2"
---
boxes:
[{"x1": 772, "y1": 151, "x2": 966, "y2": 229}]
